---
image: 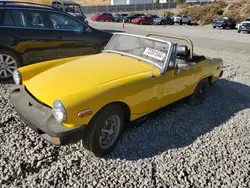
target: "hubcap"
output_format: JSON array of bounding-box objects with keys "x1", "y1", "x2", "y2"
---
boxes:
[
  {"x1": 99, "y1": 115, "x2": 121, "y2": 149},
  {"x1": 0, "y1": 54, "x2": 17, "y2": 78}
]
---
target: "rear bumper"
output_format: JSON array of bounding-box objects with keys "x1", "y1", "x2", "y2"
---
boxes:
[
  {"x1": 219, "y1": 70, "x2": 223, "y2": 77},
  {"x1": 10, "y1": 85, "x2": 87, "y2": 146}
]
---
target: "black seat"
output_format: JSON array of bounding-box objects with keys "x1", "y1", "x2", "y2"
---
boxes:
[
  {"x1": 176, "y1": 45, "x2": 190, "y2": 66},
  {"x1": 176, "y1": 45, "x2": 189, "y2": 58}
]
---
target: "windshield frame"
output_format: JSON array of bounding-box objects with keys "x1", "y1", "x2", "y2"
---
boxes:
[{"x1": 102, "y1": 33, "x2": 173, "y2": 73}]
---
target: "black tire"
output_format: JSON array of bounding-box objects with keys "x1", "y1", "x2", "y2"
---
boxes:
[
  {"x1": 180, "y1": 20, "x2": 183, "y2": 25},
  {"x1": 187, "y1": 78, "x2": 209, "y2": 107},
  {"x1": 187, "y1": 20, "x2": 191, "y2": 25},
  {"x1": 0, "y1": 49, "x2": 21, "y2": 80},
  {"x1": 237, "y1": 28, "x2": 241, "y2": 33},
  {"x1": 213, "y1": 26, "x2": 216, "y2": 29},
  {"x1": 222, "y1": 24, "x2": 226, "y2": 30},
  {"x1": 83, "y1": 104, "x2": 125, "y2": 157}
]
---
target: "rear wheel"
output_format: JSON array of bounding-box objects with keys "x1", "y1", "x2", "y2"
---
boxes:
[
  {"x1": 180, "y1": 20, "x2": 183, "y2": 25},
  {"x1": 213, "y1": 26, "x2": 216, "y2": 29},
  {"x1": 187, "y1": 78, "x2": 209, "y2": 107},
  {"x1": 0, "y1": 50, "x2": 21, "y2": 80},
  {"x1": 83, "y1": 104, "x2": 125, "y2": 157}
]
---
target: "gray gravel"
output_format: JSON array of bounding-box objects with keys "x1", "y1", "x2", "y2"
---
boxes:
[{"x1": 1, "y1": 23, "x2": 250, "y2": 187}]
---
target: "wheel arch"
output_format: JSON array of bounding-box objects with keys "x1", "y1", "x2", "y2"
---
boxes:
[
  {"x1": 90, "y1": 101, "x2": 131, "y2": 125},
  {"x1": 0, "y1": 46, "x2": 23, "y2": 66}
]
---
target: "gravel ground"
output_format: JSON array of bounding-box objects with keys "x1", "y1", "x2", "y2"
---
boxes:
[{"x1": 1, "y1": 23, "x2": 250, "y2": 187}]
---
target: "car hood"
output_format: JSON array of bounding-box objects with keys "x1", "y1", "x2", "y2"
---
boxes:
[
  {"x1": 242, "y1": 21, "x2": 250, "y2": 24},
  {"x1": 24, "y1": 53, "x2": 154, "y2": 106}
]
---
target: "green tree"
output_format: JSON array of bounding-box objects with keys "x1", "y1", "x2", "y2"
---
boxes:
[{"x1": 173, "y1": 0, "x2": 186, "y2": 3}]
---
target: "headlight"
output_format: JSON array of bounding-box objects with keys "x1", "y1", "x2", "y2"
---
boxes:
[
  {"x1": 13, "y1": 70, "x2": 22, "y2": 85},
  {"x1": 52, "y1": 100, "x2": 66, "y2": 123}
]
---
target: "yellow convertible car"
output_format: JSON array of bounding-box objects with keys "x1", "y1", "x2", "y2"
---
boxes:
[{"x1": 10, "y1": 33, "x2": 223, "y2": 157}]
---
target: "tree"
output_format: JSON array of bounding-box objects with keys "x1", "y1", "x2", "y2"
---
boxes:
[{"x1": 173, "y1": 0, "x2": 186, "y2": 3}]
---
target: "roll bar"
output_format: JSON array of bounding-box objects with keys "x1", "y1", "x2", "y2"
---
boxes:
[{"x1": 146, "y1": 33, "x2": 194, "y2": 59}]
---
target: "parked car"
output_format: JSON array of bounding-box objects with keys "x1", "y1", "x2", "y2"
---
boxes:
[
  {"x1": 113, "y1": 13, "x2": 128, "y2": 22},
  {"x1": 124, "y1": 13, "x2": 145, "y2": 23},
  {"x1": 10, "y1": 33, "x2": 224, "y2": 157},
  {"x1": 153, "y1": 16, "x2": 174, "y2": 25},
  {"x1": 237, "y1": 17, "x2": 250, "y2": 33},
  {"x1": 131, "y1": 16, "x2": 153, "y2": 25},
  {"x1": 149, "y1": 15, "x2": 159, "y2": 19},
  {"x1": 212, "y1": 17, "x2": 236, "y2": 29},
  {"x1": 51, "y1": 0, "x2": 88, "y2": 25},
  {"x1": 0, "y1": 1, "x2": 113, "y2": 79},
  {"x1": 172, "y1": 15, "x2": 191, "y2": 25},
  {"x1": 90, "y1": 12, "x2": 114, "y2": 22}
]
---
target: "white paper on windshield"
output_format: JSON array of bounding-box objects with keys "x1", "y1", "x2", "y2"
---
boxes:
[{"x1": 143, "y1": 47, "x2": 166, "y2": 61}]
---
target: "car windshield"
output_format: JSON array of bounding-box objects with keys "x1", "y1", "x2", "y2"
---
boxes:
[
  {"x1": 103, "y1": 34, "x2": 171, "y2": 69},
  {"x1": 245, "y1": 18, "x2": 250, "y2": 21},
  {"x1": 64, "y1": 5, "x2": 81, "y2": 13}
]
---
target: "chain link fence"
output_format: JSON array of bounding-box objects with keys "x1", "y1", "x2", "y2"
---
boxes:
[{"x1": 81, "y1": 2, "x2": 211, "y2": 14}]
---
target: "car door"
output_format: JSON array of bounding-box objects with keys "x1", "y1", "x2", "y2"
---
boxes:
[
  {"x1": 99, "y1": 13, "x2": 106, "y2": 21},
  {"x1": 44, "y1": 11, "x2": 97, "y2": 58},
  {"x1": 1, "y1": 9, "x2": 61, "y2": 65},
  {"x1": 158, "y1": 46, "x2": 198, "y2": 106}
]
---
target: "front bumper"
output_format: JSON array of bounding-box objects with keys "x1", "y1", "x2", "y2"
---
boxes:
[
  {"x1": 10, "y1": 85, "x2": 87, "y2": 146},
  {"x1": 240, "y1": 26, "x2": 250, "y2": 31}
]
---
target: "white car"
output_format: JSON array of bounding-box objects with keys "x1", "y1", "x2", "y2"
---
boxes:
[
  {"x1": 237, "y1": 17, "x2": 250, "y2": 33},
  {"x1": 172, "y1": 15, "x2": 191, "y2": 25}
]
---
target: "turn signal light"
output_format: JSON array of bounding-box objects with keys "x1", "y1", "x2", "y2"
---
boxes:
[{"x1": 78, "y1": 109, "x2": 93, "y2": 118}]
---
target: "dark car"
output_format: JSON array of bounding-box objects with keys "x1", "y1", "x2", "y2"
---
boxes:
[
  {"x1": 153, "y1": 16, "x2": 174, "y2": 25},
  {"x1": 52, "y1": 0, "x2": 88, "y2": 25},
  {"x1": 125, "y1": 13, "x2": 145, "y2": 23},
  {"x1": 0, "y1": 1, "x2": 113, "y2": 79},
  {"x1": 149, "y1": 15, "x2": 159, "y2": 19},
  {"x1": 113, "y1": 13, "x2": 128, "y2": 22},
  {"x1": 212, "y1": 17, "x2": 236, "y2": 29}
]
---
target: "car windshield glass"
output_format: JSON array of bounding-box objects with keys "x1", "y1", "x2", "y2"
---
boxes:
[
  {"x1": 64, "y1": 5, "x2": 81, "y2": 13},
  {"x1": 103, "y1": 34, "x2": 170, "y2": 68},
  {"x1": 245, "y1": 18, "x2": 250, "y2": 21}
]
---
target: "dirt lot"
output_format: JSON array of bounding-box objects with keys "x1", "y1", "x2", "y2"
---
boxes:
[{"x1": 0, "y1": 22, "x2": 250, "y2": 187}]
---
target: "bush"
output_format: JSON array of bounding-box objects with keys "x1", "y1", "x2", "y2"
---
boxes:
[
  {"x1": 161, "y1": 11, "x2": 174, "y2": 17},
  {"x1": 176, "y1": 0, "x2": 250, "y2": 25}
]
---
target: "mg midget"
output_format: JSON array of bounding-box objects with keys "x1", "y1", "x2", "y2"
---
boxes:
[{"x1": 10, "y1": 33, "x2": 224, "y2": 157}]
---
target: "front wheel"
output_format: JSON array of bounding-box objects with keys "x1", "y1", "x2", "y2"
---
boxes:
[
  {"x1": 187, "y1": 78, "x2": 209, "y2": 107},
  {"x1": 83, "y1": 104, "x2": 125, "y2": 157},
  {"x1": 0, "y1": 50, "x2": 20, "y2": 80}
]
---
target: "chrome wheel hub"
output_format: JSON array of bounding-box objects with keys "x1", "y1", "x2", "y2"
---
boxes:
[
  {"x1": 0, "y1": 54, "x2": 17, "y2": 79},
  {"x1": 99, "y1": 115, "x2": 121, "y2": 149}
]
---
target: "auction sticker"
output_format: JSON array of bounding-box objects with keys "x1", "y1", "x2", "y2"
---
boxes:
[{"x1": 143, "y1": 47, "x2": 166, "y2": 61}]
